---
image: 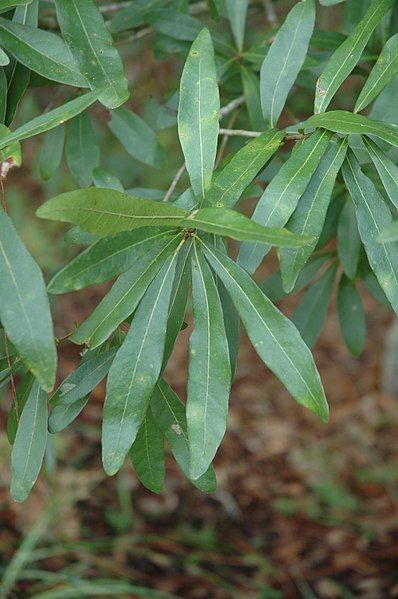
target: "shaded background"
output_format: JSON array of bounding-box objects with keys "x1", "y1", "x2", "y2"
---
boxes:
[{"x1": 1, "y1": 1, "x2": 398, "y2": 596}]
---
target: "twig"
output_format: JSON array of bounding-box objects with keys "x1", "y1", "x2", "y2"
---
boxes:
[
  {"x1": 220, "y1": 127, "x2": 303, "y2": 140},
  {"x1": 220, "y1": 96, "x2": 245, "y2": 119},
  {"x1": 163, "y1": 163, "x2": 186, "y2": 202}
]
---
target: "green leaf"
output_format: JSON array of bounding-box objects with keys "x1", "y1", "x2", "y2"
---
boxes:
[
  {"x1": 0, "y1": 0, "x2": 32, "y2": 8},
  {"x1": 378, "y1": 221, "x2": 398, "y2": 242},
  {"x1": 66, "y1": 113, "x2": 100, "y2": 188},
  {"x1": 130, "y1": 408, "x2": 165, "y2": 493},
  {"x1": 363, "y1": 137, "x2": 398, "y2": 210},
  {"x1": 178, "y1": 29, "x2": 220, "y2": 202},
  {"x1": 201, "y1": 240, "x2": 329, "y2": 422},
  {"x1": 238, "y1": 129, "x2": 332, "y2": 274},
  {"x1": 342, "y1": 151, "x2": 398, "y2": 314},
  {"x1": 48, "y1": 397, "x2": 89, "y2": 434},
  {"x1": 279, "y1": 137, "x2": 347, "y2": 292},
  {"x1": 225, "y1": 0, "x2": 248, "y2": 51},
  {"x1": 109, "y1": 107, "x2": 165, "y2": 169},
  {"x1": 260, "y1": 0, "x2": 315, "y2": 127},
  {"x1": 39, "y1": 125, "x2": 65, "y2": 181},
  {"x1": 151, "y1": 379, "x2": 216, "y2": 492},
  {"x1": 314, "y1": 0, "x2": 394, "y2": 113},
  {"x1": 240, "y1": 66, "x2": 264, "y2": 131},
  {"x1": 10, "y1": 380, "x2": 47, "y2": 502},
  {"x1": 204, "y1": 129, "x2": 285, "y2": 209},
  {"x1": 0, "y1": 91, "x2": 100, "y2": 150},
  {"x1": 337, "y1": 199, "x2": 361, "y2": 279},
  {"x1": 354, "y1": 33, "x2": 398, "y2": 112},
  {"x1": 0, "y1": 18, "x2": 88, "y2": 87},
  {"x1": 304, "y1": 111, "x2": 398, "y2": 148},
  {"x1": 70, "y1": 234, "x2": 182, "y2": 349},
  {"x1": 0, "y1": 67, "x2": 6, "y2": 123},
  {"x1": 48, "y1": 228, "x2": 176, "y2": 294},
  {"x1": 0, "y1": 46, "x2": 9, "y2": 66},
  {"x1": 185, "y1": 208, "x2": 312, "y2": 247},
  {"x1": 162, "y1": 239, "x2": 192, "y2": 371},
  {"x1": 0, "y1": 208, "x2": 56, "y2": 391},
  {"x1": 37, "y1": 188, "x2": 187, "y2": 236},
  {"x1": 292, "y1": 262, "x2": 337, "y2": 348},
  {"x1": 108, "y1": 0, "x2": 164, "y2": 34},
  {"x1": 7, "y1": 373, "x2": 33, "y2": 445},
  {"x1": 64, "y1": 226, "x2": 99, "y2": 246},
  {"x1": 337, "y1": 275, "x2": 365, "y2": 357},
  {"x1": 93, "y1": 167, "x2": 124, "y2": 192},
  {"x1": 187, "y1": 243, "x2": 231, "y2": 479},
  {"x1": 54, "y1": 0, "x2": 129, "y2": 109},
  {"x1": 102, "y1": 250, "x2": 180, "y2": 475}
]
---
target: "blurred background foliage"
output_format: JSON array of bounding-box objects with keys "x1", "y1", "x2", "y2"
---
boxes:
[{"x1": 1, "y1": 0, "x2": 398, "y2": 597}]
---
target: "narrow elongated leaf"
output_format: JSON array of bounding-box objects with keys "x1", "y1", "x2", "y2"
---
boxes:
[
  {"x1": 260, "y1": 0, "x2": 315, "y2": 127},
  {"x1": 337, "y1": 275, "x2": 365, "y2": 357},
  {"x1": 48, "y1": 228, "x2": 176, "y2": 294},
  {"x1": 0, "y1": 0, "x2": 32, "y2": 7},
  {"x1": 131, "y1": 408, "x2": 165, "y2": 493},
  {"x1": 0, "y1": 18, "x2": 88, "y2": 87},
  {"x1": 240, "y1": 67, "x2": 264, "y2": 131},
  {"x1": 37, "y1": 188, "x2": 187, "y2": 236},
  {"x1": 363, "y1": 137, "x2": 398, "y2": 210},
  {"x1": 7, "y1": 373, "x2": 33, "y2": 444},
  {"x1": 204, "y1": 129, "x2": 285, "y2": 209},
  {"x1": 184, "y1": 208, "x2": 312, "y2": 247},
  {"x1": 162, "y1": 240, "x2": 192, "y2": 371},
  {"x1": 109, "y1": 108, "x2": 165, "y2": 169},
  {"x1": 70, "y1": 234, "x2": 182, "y2": 348},
  {"x1": 187, "y1": 244, "x2": 231, "y2": 479},
  {"x1": 304, "y1": 111, "x2": 398, "y2": 148},
  {"x1": 66, "y1": 113, "x2": 100, "y2": 188},
  {"x1": 279, "y1": 138, "x2": 347, "y2": 292},
  {"x1": 0, "y1": 47, "x2": 9, "y2": 66},
  {"x1": 314, "y1": 0, "x2": 394, "y2": 113},
  {"x1": 178, "y1": 29, "x2": 220, "y2": 201},
  {"x1": 48, "y1": 396, "x2": 89, "y2": 434},
  {"x1": 355, "y1": 33, "x2": 398, "y2": 112},
  {"x1": 54, "y1": 0, "x2": 129, "y2": 109},
  {"x1": 0, "y1": 209, "x2": 56, "y2": 391},
  {"x1": 238, "y1": 129, "x2": 331, "y2": 274},
  {"x1": 39, "y1": 125, "x2": 65, "y2": 181},
  {"x1": 103, "y1": 251, "x2": 180, "y2": 475},
  {"x1": 201, "y1": 240, "x2": 329, "y2": 422},
  {"x1": 225, "y1": 0, "x2": 248, "y2": 51},
  {"x1": 151, "y1": 380, "x2": 216, "y2": 493},
  {"x1": 109, "y1": 0, "x2": 164, "y2": 33},
  {"x1": 378, "y1": 221, "x2": 398, "y2": 242},
  {"x1": 292, "y1": 263, "x2": 337, "y2": 348},
  {"x1": 0, "y1": 68, "x2": 6, "y2": 123},
  {"x1": 337, "y1": 200, "x2": 361, "y2": 279},
  {"x1": 342, "y1": 151, "x2": 398, "y2": 314},
  {"x1": 10, "y1": 381, "x2": 47, "y2": 502},
  {"x1": 0, "y1": 91, "x2": 100, "y2": 151}
]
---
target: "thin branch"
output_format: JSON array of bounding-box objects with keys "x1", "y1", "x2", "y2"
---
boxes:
[
  {"x1": 163, "y1": 163, "x2": 186, "y2": 202},
  {"x1": 220, "y1": 96, "x2": 245, "y2": 119},
  {"x1": 219, "y1": 127, "x2": 303, "y2": 140}
]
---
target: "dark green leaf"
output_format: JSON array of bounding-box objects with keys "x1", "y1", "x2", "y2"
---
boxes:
[
  {"x1": 363, "y1": 136, "x2": 398, "y2": 210},
  {"x1": 0, "y1": 67, "x2": 6, "y2": 123},
  {"x1": 54, "y1": 0, "x2": 129, "y2": 109},
  {"x1": 66, "y1": 113, "x2": 100, "y2": 187},
  {"x1": 0, "y1": 91, "x2": 100, "y2": 150},
  {"x1": 131, "y1": 408, "x2": 165, "y2": 493},
  {"x1": 225, "y1": 0, "x2": 248, "y2": 51},
  {"x1": 0, "y1": 18, "x2": 88, "y2": 87},
  {"x1": 39, "y1": 125, "x2": 65, "y2": 181},
  {"x1": 109, "y1": 0, "x2": 164, "y2": 33},
  {"x1": 292, "y1": 262, "x2": 337, "y2": 347},
  {"x1": 304, "y1": 111, "x2": 398, "y2": 148},
  {"x1": 64, "y1": 226, "x2": 99, "y2": 246},
  {"x1": 36, "y1": 188, "x2": 187, "y2": 236},
  {"x1": 0, "y1": 208, "x2": 56, "y2": 391},
  {"x1": 151, "y1": 379, "x2": 216, "y2": 492},
  {"x1": 280, "y1": 137, "x2": 347, "y2": 292},
  {"x1": 314, "y1": 0, "x2": 394, "y2": 113},
  {"x1": 187, "y1": 243, "x2": 231, "y2": 479},
  {"x1": 93, "y1": 167, "x2": 124, "y2": 192},
  {"x1": 102, "y1": 250, "x2": 180, "y2": 475},
  {"x1": 48, "y1": 228, "x2": 177, "y2": 294},
  {"x1": 178, "y1": 29, "x2": 220, "y2": 202},
  {"x1": 7, "y1": 372, "x2": 33, "y2": 444},
  {"x1": 342, "y1": 151, "x2": 398, "y2": 313},
  {"x1": 337, "y1": 199, "x2": 361, "y2": 279},
  {"x1": 185, "y1": 207, "x2": 312, "y2": 247},
  {"x1": 70, "y1": 234, "x2": 182, "y2": 348},
  {"x1": 48, "y1": 396, "x2": 89, "y2": 434},
  {"x1": 260, "y1": 0, "x2": 315, "y2": 127},
  {"x1": 202, "y1": 240, "x2": 329, "y2": 422},
  {"x1": 10, "y1": 381, "x2": 47, "y2": 502},
  {"x1": 204, "y1": 129, "x2": 285, "y2": 209},
  {"x1": 337, "y1": 275, "x2": 365, "y2": 357},
  {"x1": 240, "y1": 66, "x2": 264, "y2": 131},
  {"x1": 238, "y1": 129, "x2": 331, "y2": 274},
  {"x1": 354, "y1": 33, "x2": 398, "y2": 112},
  {"x1": 109, "y1": 107, "x2": 165, "y2": 169}
]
